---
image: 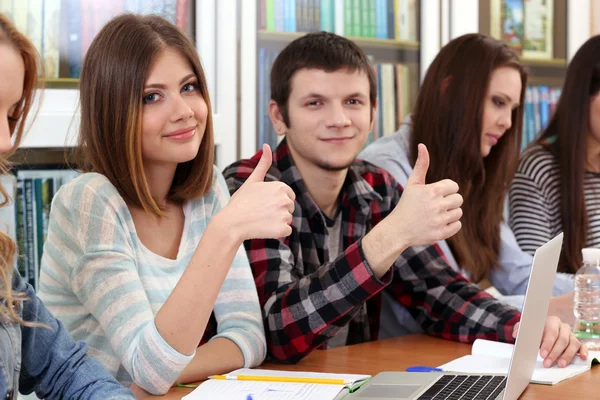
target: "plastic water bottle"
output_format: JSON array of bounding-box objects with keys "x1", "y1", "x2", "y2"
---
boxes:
[{"x1": 573, "y1": 248, "x2": 600, "y2": 349}]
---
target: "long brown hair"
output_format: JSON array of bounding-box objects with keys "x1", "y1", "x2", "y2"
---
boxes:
[
  {"x1": 411, "y1": 34, "x2": 527, "y2": 282},
  {"x1": 535, "y1": 35, "x2": 600, "y2": 273},
  {"x1": 0, "y1": 13, "x2": 41, "y2": 324},
  {"x1": 77, "y1": 14, "x2": 214, "y2": 217}
]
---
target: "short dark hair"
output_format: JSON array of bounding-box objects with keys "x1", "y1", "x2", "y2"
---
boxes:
[{"x1": 270, "y1": 31, "x2": 377, "y2": 126}]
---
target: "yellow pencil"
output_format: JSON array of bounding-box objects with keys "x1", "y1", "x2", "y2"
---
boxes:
[{"x1": 210, "y1": 375, "x2": 350, "y2": 385}]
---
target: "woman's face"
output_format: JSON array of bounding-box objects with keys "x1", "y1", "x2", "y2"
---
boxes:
[
  {"x1": 140, "y1": 47, "x2": 208, "y2": 169},
  {"x1": 480, "y1": 66, "x2": 522, "y2": 157},
  {"x1": 0, "y1": 43, "x2": 24, "y2": 155}
]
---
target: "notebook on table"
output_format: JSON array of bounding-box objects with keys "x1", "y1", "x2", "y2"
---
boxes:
[
  {"x1": 182, "y1": 368, "x2": 371, "y2": 400},
  {"x1": 439, "y1": 338, "x2": 600, "y2": 385},
  {"x1": 347, "y1": 233, "x2": 565, "y2": 400}
]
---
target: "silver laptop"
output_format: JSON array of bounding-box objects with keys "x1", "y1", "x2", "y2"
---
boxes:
[{"x1": 348, "y1": 233, "x2": 564, "y2": 400}]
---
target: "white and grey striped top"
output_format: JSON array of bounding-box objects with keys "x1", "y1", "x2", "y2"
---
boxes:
[{"x1": 509, "y1": 144, "x2": 600, "y2": 256}]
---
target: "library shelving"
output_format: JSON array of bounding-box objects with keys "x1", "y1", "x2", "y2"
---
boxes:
[
  {"x1": 479, "y1": 0, "x2": 567, "y2": 148},
  {"x1": 0, "y1": 0, "x2": 240, "y2": 170}
]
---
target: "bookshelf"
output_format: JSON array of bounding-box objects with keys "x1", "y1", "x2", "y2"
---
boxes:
[
  {"x1": 0, "y1": 0, "x2": 240, "y2": 170},
  {"x1": 478, "y1": 0, "x2": 567, "y2": 148},
  {"x1": 240, "y1": 0, "x2": 421, "y2": 158},
  {"x1": 479, "y1": 0, "x2": 568, "y2": 86},
  {"x1": 0, "y1": 0, "x2": 239, "y2": 292}
]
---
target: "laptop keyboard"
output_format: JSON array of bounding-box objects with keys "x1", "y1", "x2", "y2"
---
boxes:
[{"x1": 417, "y1": 374, "x2": 507, "y2": 400}]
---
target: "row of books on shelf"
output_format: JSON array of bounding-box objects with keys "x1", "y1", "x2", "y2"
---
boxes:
[
  {"x1": 257, "y1": 48, "x2": 417, "y2": 149},
  {"x1": 369, "y1": 61, "x2": 418, "y2": 144},
  {"x1": 0, "y1": 0, "x2": 189, "y2": 79},
  {"x1": 0, "y1": 170, "x2": 79, "y2": 290},
  {"x1": 522, "y1": 85, "x2": 561, "y2": 150},
  {"x1": 260, "y1": 0, "x2": 334, "y2": 32},
  {"x1": 259, "y1": 0, "x2": 417, "y2": 41}
]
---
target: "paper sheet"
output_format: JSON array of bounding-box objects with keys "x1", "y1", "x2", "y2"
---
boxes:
[
  {"x1": 182, "y1": 380, "x2": 345, "y2": 400},
  {"x1": 438, "y1": 339, "x2": 600, "y2": 385},
  {"x1": 226, "y1": 368, "x2": 370, "y2": 383}
]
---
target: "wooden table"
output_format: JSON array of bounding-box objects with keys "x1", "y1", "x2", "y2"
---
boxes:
[{"x1": 147, "y1": 334, "x2": 598, "y2": 399}]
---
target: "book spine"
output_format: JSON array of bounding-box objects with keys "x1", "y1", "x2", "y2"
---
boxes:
[
  {"x1": 43, "y1": 0, "x2": 61, "y2": 78},
  {"x1": 34, "y1": 179, "x2": 44, "y2": 278},
  {"x1": 258, "y1": 48, "x2": 266, "y2": 147},
  {"x1": 539, "y1": 85, "x2": 550, "y2": 130},
  {"x1": 66, "y1": 0, "x2": 82, "y2": 78},
  {"x1": 274, "y1": 0, "x2": 285, "y2": 31},
  {"x1": 176, "y1": 0, "x2": 189, "y2": 30},
  {"x1": 352, "y1": 0, "x2": 361, "y2": 36},
  {"x1": 266, "y1": 0, "x2": 275, "y2": 30},
  {"x1": 368, "y1": 0, "x2": 376, "y2": 38},
  {"x1": 313, "y1": 0, "x2": 320, "y2": 32},
  {"x1": 259, "y1": 0, "x2": 266, "y2": 30},
  {"x1": 344, "y1": 0, "x2": 352, "y2": 36},
  {"x1": 15, "y1": 182, "x2": 26, "y2": 280},
  {"x1": 24, "y1": 179, "x2": 35, "y2": 288},
  {"x1": 394, "y1": 0, "x2": 400, "y2": 39},
  {"x1": 407, "y1": 0, "x2": 417, "y2": 41},
  {"x1": 289, "y1": 0, "x2": 297, "y2": 31}
]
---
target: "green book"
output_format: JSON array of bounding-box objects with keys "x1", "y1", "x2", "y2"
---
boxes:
[
  {"x1": 344, "y1": 0, "x2": 352, "y2": 36},
  {"x1": 266, "y1": 0, "x2": 275, "y2": 31}
]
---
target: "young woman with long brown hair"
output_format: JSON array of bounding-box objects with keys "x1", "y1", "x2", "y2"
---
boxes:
[
  {"x1": 0, "y1": 13, "x2": 134, "y2": 399},
  {"x1": 360, "y1": 34, "x2": 574, "y2": 332},
  {"x1": 510, "y1": 35, "x2": 600, "y2": 274},
  {"x1": 38, "y1": 14, "x2": 294, "y2": 396}
]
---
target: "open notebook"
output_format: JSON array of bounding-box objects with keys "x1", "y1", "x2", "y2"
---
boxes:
[
  {"x1": 182, "y1": 368, "x2": 371, "y2": 400},
  {"x1": 439, "y1": 339, "x2": 600, "y2": 385}
]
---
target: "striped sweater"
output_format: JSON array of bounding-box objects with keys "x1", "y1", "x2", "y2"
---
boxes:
[
  {"x1": 509, "y1": 144, "x2": 600, "y2": 256},
  {"x1": 38, "y1": 168, "x2": 266, "y2": 394}
]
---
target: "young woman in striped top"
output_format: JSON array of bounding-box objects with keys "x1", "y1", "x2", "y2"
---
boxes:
[
  {"x1": 360, "y1": 34, "x2": 574, "y2": 328},
  {"x1": 510, "y1": 35, "x2": 600, "y2": 274},
  {"x1": 38, "y1": 15, "x2": 294, "y2": 396}
]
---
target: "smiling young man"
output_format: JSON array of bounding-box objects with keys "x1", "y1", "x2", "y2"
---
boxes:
[{"x1": 223, "y1": 32, "x2": 586, "y2": 366}]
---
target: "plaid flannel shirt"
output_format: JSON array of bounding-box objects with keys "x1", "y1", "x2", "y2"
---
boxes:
[{"x1": 223, "y1": 139, "x2": 521, "y2": 364}]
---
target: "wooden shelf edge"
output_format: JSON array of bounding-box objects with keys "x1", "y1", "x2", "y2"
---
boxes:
[
  {"x1": 520, "y1": 57, "x2": 567, "y2": 68},
  {"x1": 40, "y1": 78, "x2": 79, "y2": 89},
  {"x1": 258, "y1": 30, "x2": 419, "y2": 51}
]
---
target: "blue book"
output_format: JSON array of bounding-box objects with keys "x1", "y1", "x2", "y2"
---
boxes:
[
  {"x1": 375, "y1": 0, "x2": 387, "y2": 38},
  {"x1": 274, "y1": 0, "x2": 285, "y2": 31},
  {"x1": 386, "y1": 0, "x2": 394, "y2": 39},
  {"x1": 66, "y1": 0, "x2": 82, "y2": 77},
  {"x1": 258, "y1": 48, "x2": 266, "y2": 147},
  {"x1": 289, "y1": 0, "x2": 296, "y2": 31},
  {"x1": 538, "y1": 86, "x2": 550, "y2": 130},
  {"x1": 523, "y1": 87, "x2": 535, "y2": 150}
]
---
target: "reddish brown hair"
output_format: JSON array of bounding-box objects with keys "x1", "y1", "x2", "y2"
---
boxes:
[
  {"x1": 77, "y1": 14, "x2": 214, "y2": 217},
  {"x1": 0, "y1": 13, "x2": 43, "y2": 325}
]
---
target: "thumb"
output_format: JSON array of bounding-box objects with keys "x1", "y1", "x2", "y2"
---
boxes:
[
  {"x1": 246, "y1": 144, "x2": 273, "y2": 183},
  {"x1": 406, "y1": 143, "x2": 430, "y2": 186}
]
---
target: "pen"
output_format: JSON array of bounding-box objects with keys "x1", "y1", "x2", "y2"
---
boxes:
[
  {"x1": 406, "y1": 366, "x2": 443, "y2": 373},
  {"x1": 246, "y1": 395, "x2": 254, "y2": 400},
  {"x1": 210, "y1": 374, "x2": 351, "y2": 385}
]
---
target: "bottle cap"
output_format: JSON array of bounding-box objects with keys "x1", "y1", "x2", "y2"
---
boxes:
[{"x1": 582, "y1": 248, "x2": 600, "y2": 263}]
